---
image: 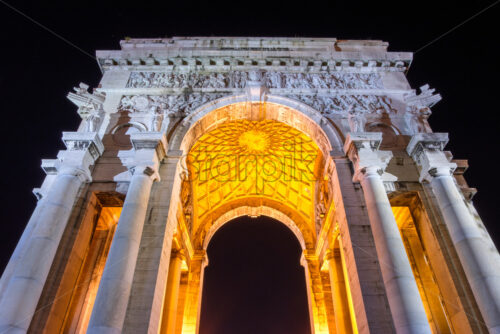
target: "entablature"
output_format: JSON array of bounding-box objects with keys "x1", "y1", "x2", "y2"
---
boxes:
[{"x1": 96, "y1": 37, "x2": 412, "y2": 73}]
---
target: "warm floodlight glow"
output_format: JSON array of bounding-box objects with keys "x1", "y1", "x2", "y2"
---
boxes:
[
  {"x1": 238, "y1": 129, "x2": 270, "y2": 152},
  {"x1": 392, "y1": 206, "x2": 452, "y2": 333},
  {"x1": 186, "y1": 119, "x2": 321, "y2": 237}
]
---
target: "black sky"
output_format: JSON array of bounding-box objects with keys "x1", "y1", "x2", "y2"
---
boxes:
[{"x1": 0, "y1": 0, "x2": 499, "y2": 332}]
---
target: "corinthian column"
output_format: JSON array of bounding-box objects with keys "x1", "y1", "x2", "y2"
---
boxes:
[
  {"x1": 0, "y1": 132, "x2": 103, "y2": 334},
  {"x1": 87, "y1": 132, "x2": 166, "y2": 334},
  {"x1": 407, "y1": 133, "x2": 500, "y2": 332},
  {"x1": 344, "y1": 133, "x2": 431, "y2": 334}
]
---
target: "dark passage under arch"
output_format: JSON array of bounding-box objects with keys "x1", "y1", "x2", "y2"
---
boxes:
[{"x1": 199, "y1": 216, "x2": 311, "y2": 334}]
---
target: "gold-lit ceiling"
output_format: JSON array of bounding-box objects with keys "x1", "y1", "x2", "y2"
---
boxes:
[{"x1": 186, "y1": 119, "x2": 322, "y2": 237}]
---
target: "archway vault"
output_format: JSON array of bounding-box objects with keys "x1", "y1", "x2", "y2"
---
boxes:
[
  {"x1": 184, "y1": 116, "x2": 328, "y2": 251},
  {"x1": 171, "y1": 101, "x2": 337, "y2": 334}
]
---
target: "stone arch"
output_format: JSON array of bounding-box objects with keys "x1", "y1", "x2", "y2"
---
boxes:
[
  {"x1": 168, "y1": 94, "x2": 343, "y2": 155},
  {"x1": 193, "y1": 197, "x2": 314, "y2": 251},
  {"x1": 202, "y1": 206, "x2": 307, "y2": 250},
  {"x1": 166, "y1": 98, "x2": 340, "y2": 252},
  {"x1": 163, "y1": 97, "x2": 340, "y2": 334},
  {"x1": 365, "y1": 121, "x2": 401, "y2": 149}
]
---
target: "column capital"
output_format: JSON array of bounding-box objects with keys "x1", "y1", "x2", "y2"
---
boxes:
[
  {"x1": 128, "y1": 132, "x2": 168, "y2": 181},
  {"x1": 406, "y1": 133, "x2": 456, "y2": 182},
  {"x1": 131, "y1": 132, "x2": 167, "y2": 158},
  {"x1": 41, "y1": 159, "x2": 93, "y2": 182},
  {"x1": 324, "y1": 249, "x2": 337, "y2": 262},
  {"x1": 62, "y1": 131, "x2": 104, "y2": 161},
  {"x1": 344, "y1": 132, "x2": 395, "y2": 183},
  {"x1": 39, "y1": 131, "x2": 105, "y2": 183}
]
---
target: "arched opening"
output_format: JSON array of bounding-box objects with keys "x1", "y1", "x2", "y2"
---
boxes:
[
  {"x1": 161, "y1": 101, "x2": 338, "y2": 334},
  {"x1": 199, "y1": 216, "x2": 311, "y2": 334}
]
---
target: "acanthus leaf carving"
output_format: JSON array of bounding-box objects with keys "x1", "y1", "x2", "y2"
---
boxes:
[
  {"x1": 404, "y1": 84, "x2": 441, "y2": 110},
  {"x1": 67, "y1": 83, "x2": 106, "y2": 132}
]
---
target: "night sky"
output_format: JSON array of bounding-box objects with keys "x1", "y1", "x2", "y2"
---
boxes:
[
  {"x1": 200, "y1": 217, "x2": 311, "y2": 334},
  {"x1": 0, "y1": 0, "x2": 499, "y2": 332}
]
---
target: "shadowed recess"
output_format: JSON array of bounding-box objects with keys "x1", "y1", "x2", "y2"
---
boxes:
[{"x1": 199, "y1": 216, "x2": 311, "y2": 334}]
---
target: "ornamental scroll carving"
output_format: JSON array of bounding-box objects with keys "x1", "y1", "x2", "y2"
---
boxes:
[
  {"x1": 119, "y1": 93, "x2": 227, "y2": 115},
  {"x1": 126, "y1": 71, "x2": 383, "y2": 90},
  {"x1": 315, "y1": 164, "x2": 334, "y2": 234},
  {"x1": 286, "y1": 94, "x2": 395, "y2": 115},
  {"x1": 180, "y1": 171, "x2": 193, "y2": 233}
]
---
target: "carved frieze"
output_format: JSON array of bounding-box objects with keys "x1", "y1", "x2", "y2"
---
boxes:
[
  {"x1": 119, "y1": 93, "x2": 394, "y2": 116},
  {"x1": 126, "y1": 71, "x2": 383, "y2": 90},
  {"x1": 119, "y1": 93, "x2": 228, "y2": 115},
  {"x1": 286, "y1": 94, "x2": 395, "y2": 115}
]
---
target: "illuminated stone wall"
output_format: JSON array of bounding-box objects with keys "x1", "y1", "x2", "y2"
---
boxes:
[{"x1": 0, "y1": 37, "x2": 497, "y2": 334}]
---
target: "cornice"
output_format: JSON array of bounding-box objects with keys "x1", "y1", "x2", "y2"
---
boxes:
[
  {"x1": 96, "y1": 56, "x2": 411, "y2": 73},
  {"x1": 96, "y1": 37, "x2": 412, "y2": 73}
]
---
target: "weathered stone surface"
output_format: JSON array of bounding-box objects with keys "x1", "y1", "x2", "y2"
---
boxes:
[{"x1": 0, "y1": 37, "x2": 495, "y2": 334}]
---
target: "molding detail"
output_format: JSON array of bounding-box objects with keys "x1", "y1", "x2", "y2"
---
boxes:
[{"x1": 130, "y1": 132, "x2": 167, "y2": 161}]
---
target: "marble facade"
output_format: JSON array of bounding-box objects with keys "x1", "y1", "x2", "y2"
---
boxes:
[{"x1": 0, "y1": 37, "x2": 498, "y2": 334}]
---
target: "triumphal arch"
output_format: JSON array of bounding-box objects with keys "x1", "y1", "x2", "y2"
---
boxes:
[{"x1": 0, "y1": 37, "x2": 499, "y2": 334}]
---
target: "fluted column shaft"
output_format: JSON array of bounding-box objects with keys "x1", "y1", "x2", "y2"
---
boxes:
[
  {"x1": 0, "y1": 167, "x2": 88, "y2": 333},
  {"x1": 359, "y1": 167, "x2": 431, "y2": 334},
  {"x1": 430, "y1": 168, "x2": 500, "y2": 331},
  {"x1": 0, "y1": 195, "x2": 45, "y2": 301},
  {"x1": 408, "y1": 133, "x2": 500, "y2": 332},
  {"x1": 345, "y1": 133, "x2": 431, "y2": 334},
  {"x1": 87, "y1": 166, "x2": 156, "y2": 334}
]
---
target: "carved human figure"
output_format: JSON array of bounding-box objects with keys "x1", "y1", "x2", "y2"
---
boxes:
[
  {"x1": 248, "y1": 70, "x2": 264, "y2": 82},
  {"x1": 151, "y1": 106, "x2": 165, "y2": 132},
  {"x1": 267, "y1": 72, "x2": 282, "y2": 88},
  {"x1": 405, "y1": 106, "x2": 432, "y2": 134}
]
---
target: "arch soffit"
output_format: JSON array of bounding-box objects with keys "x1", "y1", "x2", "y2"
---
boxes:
[
  {"x1": 203, "y1": 206, "x2": 307, "y2": 251},
  {"x1": 169, "y1": 94, "x2": 343, "y2": 157},
  {"x1": 193, "y1": 197, "x2": 315, "y2": 251}
]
